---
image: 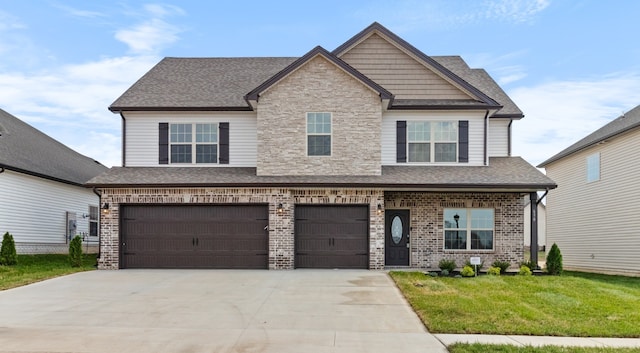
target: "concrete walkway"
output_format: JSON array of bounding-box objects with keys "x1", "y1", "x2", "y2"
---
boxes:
[
  {"x1": 0, "y1": 270, "x2": 447, "y2": 353},
  {"x1": 435, "y1": 334, "x2": 640, "y2": 348}
]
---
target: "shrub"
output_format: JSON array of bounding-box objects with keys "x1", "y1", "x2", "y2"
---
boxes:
[
  {"x1": 461, "y1": 265, "x2": 475, "y2": 277},
  {"x1": 441, "y1": 269, "x2": 450, "y2": 277},
  {"x1": 520, "y1": 260, "x2": 535, "y2": 271},
  {"x1": 0, "y1": 232, "x2": 18, "y2": 266},
  {"x1": 487, "y1": 266, "x2": 501, "y2": 276},
  {"x1": 546, "y1": 243, "x2": 563, "y2": 275},
  {"x1": 518, "y1": 265, "x2": 532, "y2": 276},
  {"x1": 69, "y1": 235, "x2": 83, "y2": 267},
  {"x1": 428, "y1": 272, "x2": 438, "y2": 277},
  {"x1": 492, "y1": 260, "x2": 511, "y2": 274},
  {"x1": 438, "y1": 259, "x2": 456, "y2": 272}
]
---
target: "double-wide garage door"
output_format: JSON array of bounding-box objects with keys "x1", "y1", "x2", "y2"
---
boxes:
[
  {"x1": 121, "y1": 205, "x2": 269, "y2": 269},
  {"x1": 295, "y1": 205, "x2": 369, "y2": 269}
]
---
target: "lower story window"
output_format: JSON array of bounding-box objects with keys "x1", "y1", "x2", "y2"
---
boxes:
[
  {"x1": 444, "y1": 208, "x2": 494, "y2": 250},
  {"x1": 89, "y1": 206, "x2": 99, "y2": 237}
]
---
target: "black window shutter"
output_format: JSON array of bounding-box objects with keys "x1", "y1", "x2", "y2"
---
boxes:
[
  {"x1": 219, "y1": 122, "x2": 229, "y2": 164},
  {"x1": 396, "y1": 121, "x2": 407, "y2": 163},
  {"x1": 159, "y1": 123, "x2": 169, "y2": 164},
  {"x1": 458, "y1": 120, "x2": 469, "y2": 163}
]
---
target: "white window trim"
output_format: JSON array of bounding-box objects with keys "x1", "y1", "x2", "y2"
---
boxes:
[
  {"x1": 169, "y1": 123, "x2": 219, "y2": 164},
  {"x1": 443, "y1": 208, "x2": 495, "y2": 251},
  {"x1": 407, "y1": 121, "x2": 458, "y2": 164},
  {"x1": 586, "y1": 152, "x2": 600, "y2": 183},
  {"x1": 306, "y1": 112, "x2": 332, "y2": 157},
  {"x1": 89, "y1": 205, "x2": 99, "y2": 237}
]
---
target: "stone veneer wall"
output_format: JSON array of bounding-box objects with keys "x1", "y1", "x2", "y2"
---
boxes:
[
  {"x1": 98, "y1": 187, "x2": 385, "y2": 270},
  {"x1": 385, "y1": 192, "x2": 524, "y2": 270},
  {"x1": 256, "y1": 55, "x2": 382, "y2": 176}
]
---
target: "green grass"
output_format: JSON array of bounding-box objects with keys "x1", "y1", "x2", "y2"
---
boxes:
[
  {"x1": 390, "y1": 271, "x2": 640, "y2": 337},
  {"x1": 0, "y1": 254, "x2": 97, "y2": 290},
  {"x1": 449, "y1": 344, "x2": 640, "y2": 353}
]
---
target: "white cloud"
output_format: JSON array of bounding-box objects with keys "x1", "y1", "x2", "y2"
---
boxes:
[
  {"x1": 115, "y1": 4, "x2": 185, "y2": 55},
  {"x1": 52, "y1": 4, "x2": 107, "y2": 19},
  {"x1": 465, "y1": 50, "x2": 529, "y2": 85},
  {"x1": 510, "y1": 73, "x2": 640, "y2": 167},
  {"x1": 484, "y1": 0, "x2": 550, "y2": 24},
  {"x1": 0, "y1": 10, "x2": 26, "y2": 31}
]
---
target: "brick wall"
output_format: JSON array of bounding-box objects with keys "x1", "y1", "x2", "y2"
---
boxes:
[
  {"x1": 256, "y1": 55, "x2": 382, "y2": 176},
  {"x1": 385, "y1": 192, "x2": 524, "y2": 270},
  {"x1": 98, "y1": 187, "x2": 385, "y2": 270}
]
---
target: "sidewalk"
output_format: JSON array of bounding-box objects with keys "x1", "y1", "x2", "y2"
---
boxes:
[{"x1": 435, "y1": 334, "x2": 640, "y2": 348}]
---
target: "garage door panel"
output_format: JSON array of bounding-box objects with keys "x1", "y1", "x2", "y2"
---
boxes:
[
  {"x1": 121, "y1": 205, "x2": 268, "y2": 269},
  {"x1": 295, "y1": 205, "x2": 369, "y2": 269}
]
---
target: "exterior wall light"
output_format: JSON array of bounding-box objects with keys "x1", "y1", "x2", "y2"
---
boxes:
[
  {"x1": 377, "y1": 203, "x2": 383, "y2": 215},
  {"x1": 277, "y1": 203, "x2": 284, "y2": 215},
  {"x1": 101, "y1": 203, "x2": 110, "y2": 214}
]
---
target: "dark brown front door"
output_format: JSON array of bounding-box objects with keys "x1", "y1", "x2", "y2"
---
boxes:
[
  {"x1": 120, "y1": 205, "x2": 269, "y2": 269},
  {"x1": 385, "y1": 210, "x2": 409, "y2": 266},
  {"x1": 295, "y1": 205, "x2": 369, "y2": 269}
]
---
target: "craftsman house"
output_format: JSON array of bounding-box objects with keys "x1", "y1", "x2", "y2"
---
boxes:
[
  {"x1": 539, "y1": 105, "x2": 640, "y2": 276},
  {"x1": 0, "y1": 108, "x2": 107, "y2": 254},
  {"x1": 87, "y1": 22, "x2": 555, "y2": 270}
]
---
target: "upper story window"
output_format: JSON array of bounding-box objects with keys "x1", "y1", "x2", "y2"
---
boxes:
[
  {"x1": 307, "y1": 112, "x2": 331, "y2": 156},
  {"x1": 443, "y1": 208, "x2": 494, "y2": 251},
  {"x1": 407, "y1": 121, "x2": 458, "y2": 162},
  {"x1": 586, "y1": 152, "x2": 600, "y2": 182},
  {"x1": 170, "y1": 123, "x2": 218, "y2": 164}
]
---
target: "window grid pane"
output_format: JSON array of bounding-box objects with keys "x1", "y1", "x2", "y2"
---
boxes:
[
  {"x1": 434, "y1": 143, "x2": 457, "y2": 162},
  {"x1": 196, "y1": 123, "x2": 217, "y2": 143},
  {"x1": 434, "y1": 121, "x2": 457, "y2": 141},
  {"x1": 171, "y1": 145, "x2": 192, "y2": 163},
  {"x1": 170, "y1": 124, "x2": 192, "y2": 143},
  {"x1": 308, "y1": 135, "x2": 331, "y2": 156},
  {"x1": 196, "y1": 144, "x2": 217, "y2": 163},
  {"x1": 408, "y1": 122, "x2": 430, "y2": 142},
  {"x1": 307, "y1": 113, "x2": 331, "y2": 156},
  {"x1": 408, "y1": 143, "x2": 430, "y2": 162}
]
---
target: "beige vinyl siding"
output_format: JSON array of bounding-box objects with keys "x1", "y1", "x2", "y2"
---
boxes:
[
  {"x1": 0, "y1": 170, "x2": 99, "y2": 245},
  {"x1": 339, "y1": 33, "x2": 472, "y2": 100},
  {"x1": 488, "y1": 118, "x2": 510, "y2": 157},
  {"x1": 524, "y1": 202, "x2": 546, "y2": 247},
  {"x1": 545, "y1": 128, "x2": 640, "y2": 276},
  {"x1": 124, "y1": 111, "x2": 257, "y2": 167},
  {"x1": 381, "y1": 111, "x2": 486, "y2": 166}
]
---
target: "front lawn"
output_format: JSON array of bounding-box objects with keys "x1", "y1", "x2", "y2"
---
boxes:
[
  {"x1": 390, "y1": 271, "x2": 640, "y2": 337},
  {"x1": 449, "y1": 344, "x2": 640, "y2": 353},
  {"x1": 0, "y1": 254, "x2": 97, "y2": 290}
]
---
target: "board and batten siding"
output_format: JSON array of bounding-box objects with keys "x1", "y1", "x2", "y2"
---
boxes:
[
  {"x1": 381, "y1": 111, "x2": 486, "y2": 166},
  {"x1": 0, "y1": 170, "x2": 99, "y2": 252},
  {"x1": 124, "y1": 111, "x2": 257, "y2": 167},
  {"x1": 339, "y1": 33, "x2": 472, "y2": 101},
  {"x1": 488, "y1": 118, "x2": 510, "y2": 157},
  {"x1": 545, "y1": 128, "x2": 640, "y2": 276}
]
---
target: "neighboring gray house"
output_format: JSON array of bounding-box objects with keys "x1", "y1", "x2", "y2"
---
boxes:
[
  {"x1": 539, "y1": 105, "x2": 640, "y2": 276},
  {"x1": 88, "y1": 22, "x2": 555, "y2": 270},
  {"x1": 0, "y1": 109, "x2": 108, "y2": 254}
]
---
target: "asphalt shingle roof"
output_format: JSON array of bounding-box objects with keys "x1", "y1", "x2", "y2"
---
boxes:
[
  {"x1": 0, "y1": 109, "x2": 108, "y2": 185},
  {"x1": 86, "y1": 157, "x2": 555, "y2": 190},
  {"x1": 538, "y1": 104, "x2": 640, "y2": 167}
]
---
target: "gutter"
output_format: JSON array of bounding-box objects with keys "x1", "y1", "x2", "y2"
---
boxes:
[{"x1": 0, "y1": 163, "x2": 82, "y2": 186}]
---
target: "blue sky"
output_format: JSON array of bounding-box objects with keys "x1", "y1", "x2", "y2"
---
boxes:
[{"x1": 1, "y1": 0, "x2": 639, "y2": 168}]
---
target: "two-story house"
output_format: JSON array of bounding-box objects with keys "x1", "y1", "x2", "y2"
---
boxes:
[{"x1": 87, "y1": 22, "x2": 555, "y2": 270}]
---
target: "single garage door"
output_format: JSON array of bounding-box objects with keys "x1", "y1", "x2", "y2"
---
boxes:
[
  {"x1": 295, "y1": 205, "x2": 369, "y2": 269},
  {"x1": 121, "y1": 205, "x2": 269, "y2": 269}
]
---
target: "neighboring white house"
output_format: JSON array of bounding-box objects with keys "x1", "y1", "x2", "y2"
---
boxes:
[
  {"x1": 524, "y1": 199, "x2": 546, "y2": 250},
  {"x1": 538, "y1": 105, "x2": 640, "y2": 276},
  {"x1": 0, "y1": 109, "x2": 108, "y2": 254}
]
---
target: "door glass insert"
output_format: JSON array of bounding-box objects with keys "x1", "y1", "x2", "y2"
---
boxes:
[{"x1": 391, "y1": 216, "x2": 403, "y2": 244}]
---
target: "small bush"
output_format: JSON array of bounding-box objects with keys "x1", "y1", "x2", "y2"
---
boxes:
[
  {"x1": 69, "y1": 235, "x2": 83, "y2": 267},
  {"x1": 492, "y1": 260, "x2": 510, "y2": 274},
  {"x1": 439, "y1": 259, "x2": 456, "y2": 272},
  {"x1": 461, "y1": 265, "x2": 475, "y2": 277},
  {"x1": 441, "y1": 269, "x2": 450, "y2": 277},
  {"x1": 487, "y1": 266, "x2": 501, "y2": 276},
  {"x1": 428, "y1": 272, "x2": 438, "y2": 277},
  {"x1": 465, "y1": 259, "x2": 485, "y2": 271},
  {"x1": 0, "y1": 232, "x2": 18, "y2": 266},
  {"x1": 546, "y1": 243, "x2": 563, "y2": 275},
  {"x1": 520, "y1": 260, "x2": 535, "y2": 271},
  {"x1": 518, "y1": 265, "x2": 532, "y2": 276}
]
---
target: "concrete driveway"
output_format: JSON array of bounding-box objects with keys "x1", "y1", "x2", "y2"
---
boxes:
[{"x1": 0, "y1": 270, "x2": 446, "y2": 353}]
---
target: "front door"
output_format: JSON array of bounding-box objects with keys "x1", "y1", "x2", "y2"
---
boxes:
[{"x1": 385, "y1": 210, "x2": 409, "y2": 266}]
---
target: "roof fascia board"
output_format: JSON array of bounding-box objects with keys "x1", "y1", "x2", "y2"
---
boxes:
[
  {"x1": 244, "y1": 46, "x2": 393, "y2": 106},
  {"x1": 0, "y1": 163, "x2": 83, "y2": 187},
  {"x1": 109, "y1": 106, "x2": 253, "y2": 113},
  {"x1": 333, "y1": 22, "x2": 501, "y2": 108}
]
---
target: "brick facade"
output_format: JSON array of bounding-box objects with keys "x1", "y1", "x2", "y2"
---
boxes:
[
  {"x1": 385, "y1": 192, "x2": 524, "y2": 270},
  {"x1": 256, "y1": 56, "x2": 382, "y2": 176},
  {"x1": 98, "y1": 187, "x2": 385, "y2": 270}
]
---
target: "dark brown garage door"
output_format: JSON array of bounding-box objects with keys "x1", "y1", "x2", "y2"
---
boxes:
[
  {"x1": 295, "y1": 205, "x2": 369, "y2": 269},
  {"x1": 121, "y1": 205, "x2": 269, "y2": 269}
]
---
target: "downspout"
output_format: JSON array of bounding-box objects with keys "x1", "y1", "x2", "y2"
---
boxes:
[
  {"x1": 92, "y1": 187, "x2": 102, "y2": 263},
  {"x1": 508, "y1": 120, "x2": 513, "y2": 156},
  {"x1": 120, "y1": 113, "x2": 126, "y2": 167},
  {"x1": 483, "y1": 110, "x2": 489, "y2": 165},
  {"x1": 529, "y1": 189, "x2": 549, "y2": 270}
]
